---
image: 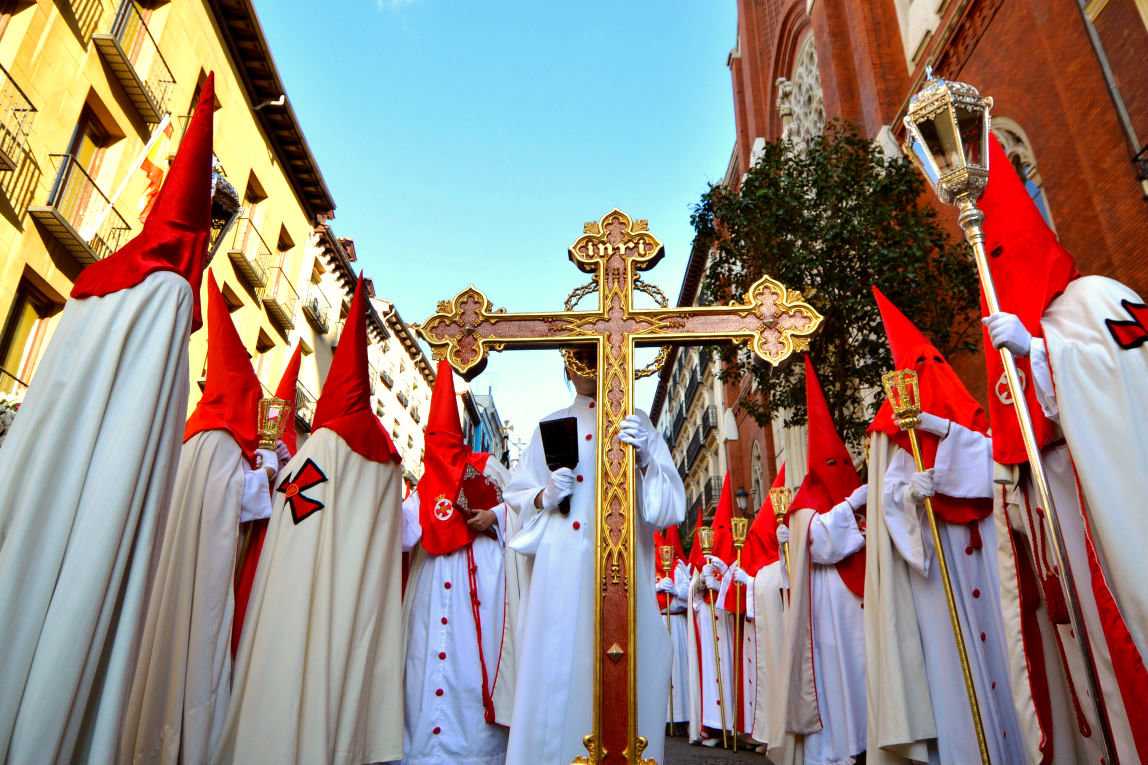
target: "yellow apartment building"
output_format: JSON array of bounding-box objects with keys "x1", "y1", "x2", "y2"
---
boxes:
[{"x1": 0, "y1": 0, "x2": 441, "y2": 460}]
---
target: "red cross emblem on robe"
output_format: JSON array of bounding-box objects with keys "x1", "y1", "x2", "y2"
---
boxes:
[
  {"x1": 277, "y1": 458, "x2": 328, "y2": 525},
  {"x1": 1105, "y1": 299, "x2": 1148, "y2": 350}
]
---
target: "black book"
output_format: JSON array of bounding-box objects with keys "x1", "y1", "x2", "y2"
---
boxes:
[{"x1": 539, "y1": 416, "x2": 579, "y2": 516}]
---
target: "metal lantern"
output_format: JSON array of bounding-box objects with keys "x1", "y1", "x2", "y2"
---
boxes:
[
  {"x1": 697, "y1": 526, "x2": 714, "y2": 555},
  {"x1": 257, "y1": 395, "x2": 291, "y2": 450},
  {"x1": 881, "y1": 369, "x2": 922, "y2": 431},
  {"x1": 902, "y1": 72, "x2": 993, "y2": 205},
  {"x1": 768, "y1": 486, "x2": 791, "y2": 522},
  {"x1": 731, "y1": 517, "x2": 749, "y2": 548},
  {"x1": 735, "y1": 487, "x2": 749, "y2": 511},
  {"x1": 659, "y1": 544, "x2": 674, "y2": 575}
]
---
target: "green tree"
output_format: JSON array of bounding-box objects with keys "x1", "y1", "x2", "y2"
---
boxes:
[{"x1": 692, "y1": 122, "x2": 980, "y2": 447}]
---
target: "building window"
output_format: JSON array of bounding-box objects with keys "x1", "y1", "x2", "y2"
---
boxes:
[
  {"x1": 992, "y1": 118, "x2": 1055, "y2": 230},
  {"x1": 776, "y1": 34, "x2": 825, "y2": 150},
  {"x1": 0, "y1": 277, "x2": 61, "y2": 394},
  {"x1": 751, "y1": 442, "x2": 764, "y2": 514}
]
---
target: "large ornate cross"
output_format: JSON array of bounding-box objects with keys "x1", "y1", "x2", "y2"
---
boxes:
[{"x1": 418, "y1": 210, "x2": 822, "y2": 765}]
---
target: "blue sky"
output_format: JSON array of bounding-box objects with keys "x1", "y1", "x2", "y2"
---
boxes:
[{"x1": 252, "y1": 0, "x2": 738, "y2": 442}]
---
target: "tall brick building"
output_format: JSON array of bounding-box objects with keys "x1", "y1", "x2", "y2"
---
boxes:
[{"x1": 654, "y1": 0, "x2": 1148, "y2": 521}]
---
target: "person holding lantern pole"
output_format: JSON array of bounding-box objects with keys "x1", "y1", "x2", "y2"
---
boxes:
[
  {"x1": 654, "y1": 524, "x2": 691, "y2": 733},
  {"x1": 763, "y1": 356, "x2": 868, "y2": 765},
  {"x1": 866, "y1": 287, "x2": 1024, "y2": 765},
  {"x1": 977, "y1": 134, "x2": 1148, "y2": 765}
]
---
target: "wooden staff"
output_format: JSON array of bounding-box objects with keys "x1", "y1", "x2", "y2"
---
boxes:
[
  {"x1": 698, "y1": 526, "x2": 729, "y2": 748},
  {"x1": 659, "y1": 544, "x2": 676, "y2": 737},
  {"x1": 883, "y1": 369, "x2": 990, "y2": 765},
  {"x1": 730, "y1": 516, "x2": 749, "y2": 753}
]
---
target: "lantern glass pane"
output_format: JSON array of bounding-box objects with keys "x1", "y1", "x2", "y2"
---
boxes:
[
  {"x1": 918, "y1": 112, "x2": 961, "y2": 174},
  {"x1": 908, "y1": 132, "x2": 941, "y2": 189},
  {"x1": 956, "y1": 105, "x2": 986, "y2": 170}
]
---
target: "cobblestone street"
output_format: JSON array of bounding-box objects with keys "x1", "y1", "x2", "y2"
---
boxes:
[{"x1": 664, "y1": 734, "x2": 766, "y2": 764}]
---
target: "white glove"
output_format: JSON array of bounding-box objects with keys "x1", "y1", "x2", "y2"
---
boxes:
[
  {"x1": 982, "y1": 312, "x2": 1032, "y2": 357},
  {"x1": 917, "y1": 413, "x2": 951, "y2": 438},
  {"x1": 255, "y1": 448, "x2": 279, "y2": 476},
  {"x1": 704, "y1": 555, "x2": 728, "y2": 575},
  {"x1": 776, "y1": 524, "x2": 790, "y2": 545},
  {"x1": 730, "y1": 563, "x2": 751, "y2": 586},
  {"x1": 540, "y1": 467, "x2": 577, "y2": 511},
  {"x1": 617, "y1": 414, "x2": 656, "y2": 468},
  {"x1": 704, "y1": 572, "x2": 721, "y2": 591},
  {"x1": 275, "y1": 439, "x2": 292, "y2": 467},
  {"x1": 908, "y1": 469, "x2": 935, "y2": 503},
  {"x1": 701, "y1": 563, "x2": 714, "y2": 579},
  {"x1": 845, "y1": 484, "x2": 868, "y2": 511},
  {"x1": 656, "y1": 577, "x2": 675, "y2": 593}
]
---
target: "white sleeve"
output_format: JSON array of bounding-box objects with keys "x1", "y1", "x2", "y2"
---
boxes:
[
  {"x1": 882, "y1": 448, "x2": 933, "y2": 576},
  {"x1": 745, "y1": 575, "x2": 757, "y2": 620},
  {"x1": 808, "y1": 499, "x2": 865, "y2": 565},
  {"x1": 672, "y1": 561, "x2": 691, "y2": 606},
  {"x1": 1029, "y1": 338, "x2": 1060, "y2": 422},
  {"x1": 240, "y1": 465, "x2": 273, "y2": 523},
  {"x1": 401, "y1": 491, "x2": 422, "y2": 552},
  {"x1": 635, "y1": 411, "x2": 686, "y2": 530},
  {"x1": 491, "y1": 502, "x2": 508, "y2": 547},
  {"x1": 933, "y1": 422, "x2": 994, "y2": 499}
]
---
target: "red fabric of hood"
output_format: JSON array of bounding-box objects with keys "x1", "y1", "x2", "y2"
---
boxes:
[
  {"x1": 72, "y1": 73, "x2": 216, "y2": 331},
  {"x1": 978, "y1": 135, "x2": 1079, "y2": 465},
  {"x1": 274, "y1": 343, "x2": 303, "y2": 455},
  {"x1": 311, "y1": 276, "x2": 400, "y2": 464},
  {"x1": 183, "y1": 272, "x2": 260, "y2": 461},
  {"x1": 417, "y1": 359, "x2": 493, "y2": 556}
]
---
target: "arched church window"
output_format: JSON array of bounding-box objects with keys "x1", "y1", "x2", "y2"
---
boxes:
[
  {"x1": 992, "y1": 118, "x2": 1055, "y2": 230},
  {"x1": 750, "y1": 442, "x2": 764, "y2": 514},
  {"x1": 776, "y1": 34, "x2": 825, "y2": 150}
]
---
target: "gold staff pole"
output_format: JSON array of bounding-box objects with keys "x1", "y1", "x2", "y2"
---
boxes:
[
  {"x1": 903, "y1": 74, "x2": 1117, "y2": 765},
  {"x1": 883, "y1": 370, "x2": 990, "y2": 765},
  {"x1": 698, "y1": 526, "x2": 729, "y2": 749},
  {"x1": 768, "y1": 487, "x2": 792, "y2": 584},
  {"x1": 730, "y1": 517, "x2": 749, "y2": 753},
  {"x1": 659, "y1": 544, "x2": 677, "y2": 738}
]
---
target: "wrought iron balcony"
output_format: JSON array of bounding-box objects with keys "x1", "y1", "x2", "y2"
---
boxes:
[
  {"x1": 30, "y1": 154, "x2": 130, "y2": 265},
  {"x1": 227, "y1": 214, "x2": 270, "y2": 289},
  {"x1": 397, "y1": 390, "x2": 409, "y2": 409},
  {"x1": 0, "y1": 63, "x2": 35, "y2": 172},
  {"x1": 701, "y1": 405, "x2": 718, "y2": 440},
  {"x1": 295, "y1": 384, "x2": 316, "y2": 432},
  {"x1": 671, "y1": 407, "x2": 685, "y2": 446},
  {"x1": 301, "y1": 283, "x2": 331, "y2": 334},
  {"x1": 411, "y1": 407, "x2": 421, "y2": 424},
  {"x1": 699, "y1": 348, "x2": 713, "y2": 378},
  {"x1": 686, "y1": 430, "x2": 702, "y2": 469},
  {"x1": 92, "y1": 0, "x2": 174, "y2": 124},
  {"x1": 381, "y1": 369, "x2": 394, "y2": 389},
  {"x1": 704, "y1": 476, "x2": 722, "y2": 509},
  {"x1": 685, "y1": 370, "x2": 700, "y2": 409},
  {"x1": 260, "y1": 265, "x2": 298, "y2": 332}
]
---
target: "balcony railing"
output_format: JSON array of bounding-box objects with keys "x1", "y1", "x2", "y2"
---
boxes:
[
  {"x1": 671, "y1": 407, "x2": 685, "y2": 446},
  {"x1": 260, "y1": 265, "x2": 298, "y2": 332},
  {"x1": 30, "y1": 154, "x2": 130, "y2": 265},
  {"x1": 397, "y1": 390, "x2": 409, "y2": 409},
  {"x1": 92, "y1": 0, "x2": 174, "y2": 123},
  {"x1": 295, "y1": 384, "x2": 316, "y2": 432},
  {"x1": 701, "y1": 405, "x2": 718, "y2": 440},
  {"x1": 411, "y1": 407, "x2": 421, "y2": 424},
  {"x1": 0, "y1": 63, "x2": 36, "y2": 172},
  {"x1": 685, "y1": 370, "x2": 700, "y2": 409},
  {"x1": 686, "y1": 430, "x2": 702, "y2": 469},
  {"x1": 301, "y1": 283, "x2": 331, "y2": 334},
  {"x1": 227, "y1": 214, "x2": 270, "y2": 289},
  {"x1": 704, "y1": 476, "x2": 722, "y2": 509},
  {"x1": 381, "y1": 369, "x2": 394, "y2": 389},
  {"x1": 699, "y1": 348, "x2": 713, "y2": 378}
]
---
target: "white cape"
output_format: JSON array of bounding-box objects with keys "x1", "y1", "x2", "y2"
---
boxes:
[
  {"x1": 502, "y1": 397, "x2": 685, "y2": 765},
  {"x1": 216, "y1": 428, "x2": 404, "y2": 765},
  {"x1": 0, "y1": 271, "x2": 191, "y2": 764}
]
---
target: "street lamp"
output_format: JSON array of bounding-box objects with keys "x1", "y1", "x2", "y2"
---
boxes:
[
  {"x1": 902, "y1": 72, "x2": 1116, "y2": 765},
  {"x1": 734, "y1": 486, "x2": 749, "y2": 512}
]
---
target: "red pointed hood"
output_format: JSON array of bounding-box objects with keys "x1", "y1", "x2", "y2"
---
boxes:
[
  {"x1": 742, "y1": 464, "x2": 785, "y2": 575},
  {"x1": 417, "y1": 359, "x2": 492, "y2": 555},
  {"x1": 311, "y1": 276, "x2": 400, "y2": 463},
  {"x1": 274, "y1": 343, "x2": 303, "y2": 455},
  {"x1": 72, "y1": 73, "x2": 216, "y2": 331},
  {"x1": 184, "y1": 272, "x2": 260, "y2": 460},
  {"x1": 869, "y1": 286, "x2": 989, "y2": 457},
  {"x1": 791, "y1": 356, "x2": 861, "y2": 515},
  {"x1": 978, "y1": 135, "x2": 1078, "y2": 464},
  {"x1": 708, "y1": 472, "x2": 736, "y2": 564}
]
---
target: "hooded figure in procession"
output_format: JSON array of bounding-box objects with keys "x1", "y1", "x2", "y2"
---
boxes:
[
  {"x1": 217, "y1": 276, "x2": 405, "y2": 765},
  {"x1": 765, "y1": 356, "x2": 868, "y2": 765},
  {"x1": 0, "y1": 74, "x2": 218, "y2": 765},
  {"x1": 653, "y1": 523, "x2": 691, "y2": 731},
  {"x1": 120, "y1": 273, "x2": 278, "y2": 765},
  {"x1": 502, "y1": 348, "x2": 685, "y2": 765},
  {"x1": 399, "y1": 359, "x2": 517, "y2": 764},
  {"x1": 865, "y1": 288, "x2": 1024, "y2": 765},
  {"x1": 978, "y1": 135, "x2": 1148, "y2": 764}
]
